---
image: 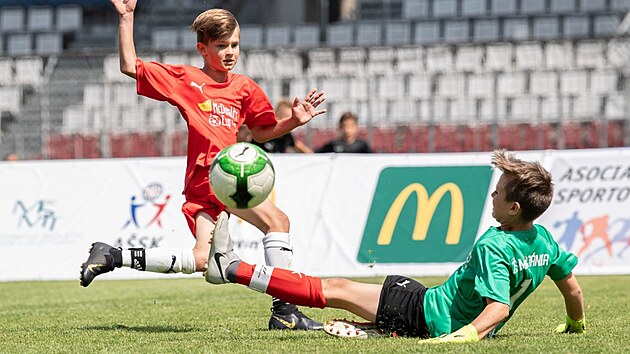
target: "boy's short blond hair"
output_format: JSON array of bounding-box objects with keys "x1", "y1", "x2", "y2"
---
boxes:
[{"x1": 191, "y1": 8, "x2": 239, "y2": 44}]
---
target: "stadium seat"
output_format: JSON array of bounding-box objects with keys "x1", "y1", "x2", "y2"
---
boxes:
[
  {"x1": 607, "y1": 39, "x2": 630, "y2": 68},
  {"x1": 594, "y1": 15, "x2": 620, "y2": 37},
  {"x1": 573, "y1": 95, "x2": 602, "y2": 120},
  {"x1": 366, "y1": 46, "x2": 395, "y2": 75},
  {"x1": 510, "y1": 96, "x2": 539, "y2": 121},
  {"x1": 520, "y1": 0, "x2": 546, "y2": 14},
  {"x1": 0, "y1": 87, "x2": 21, "y2": 114},
  {"x1": 306, "y1": 48, "x2": 335, "y2": 77},
  {"x1": 607, "y1": 120, "x2": 626, "y2": 147},
  {"x1": 83, "y1": 84, "x2": 104, "y2": 107},
  {"x1": 576, "y1": 41, "x2": 606, "y2": 68},
  {"x1": 540, "y1": 96, "x2": 568, "y2": 122},
  {"x1": 55, "y1": 5, "x2": 82, "y2": 32},
  {"x1": 433, "y1": 0, "x2": 458, "y2": 18},
  {"x1": 605, "y1": 94, "x2": 625, "y2": 119},
  {"x1": 402, "y1": 0, "x2": 429, "y2": 18},
  {"x1": 425, "y1": 45, "x2": 453, "y2": 73},
  {"x1": 414, "y1": 20, "x2": 440, "y2": 44},
  {"x1": 274, "y1": 50, "x2": 302, "y2": 78},
  {"x1": 433, "y1": 125, "x2": 462, "y2": 152},
  {"x1": 611, "y1": 0, "x2": 630, "y2": 11},
  {"x1": 384, "y1": 21, "x2": 411, "y2": 46},
  {"x1": 338, "y1": 47, "x2": 366, "y2": 75},
  {"x1": 436, "y1": 74, "x2": 465, "y2": 98},
  {"x1": 0, "y1": 58, "x2": 13, "y2": 86},
  {"x1": 320, "y1": 77, "x2": 348, "y2": 101},
  {"x1": 563, "y1": 16, "x2": 590, "y2": 39},
  {"x1": 497, "y1": 124, "x2": 522, "y2": 150},
  {"x1": 27, "y1": 6, "x2": 53, "y2": 31},
  {"x1": 462, "y1": 0, "x2": 487, "y2": 16},
  {"x1": 515, "y1": 42, "x2": 543, "y2": 70},
  {"x1": 311, "y1": 128, "x2": 338, "y2": 151},
  {"x1": 485, "y1": 43, "x2": 513, "y2": 71},
  {"x1": 530, "y1": 71, "x2": 558, "y2": 96},
  {"x1": 7, "y1": 33, "x2": 33, "y2": 57},
  {"x1": 550, "y1": 0, "x2": 577, "y2": 13},
  {"x1": 388, "y1": 98, "x2": 419, "y2": 124},
  {"x1": 293, "y1": 24, "x2": 320, "y2": 49},
  {"x1": 14, "y1": 57, "x2": 42, "y2": 85},
  {"x1": 590, "y1": 70, "x2": 618, "y2": 95},
  {"x1": 503, "y1": 18, "x2": 529, "y2": 41},
  {"x1": 491, "y1": 0, "x2": 517, "y2": 15},
  {"x1": 348, "y1": 77, "x2": 369, "y2": 100},
  {"x1": 1, "y1": 7, "x2": 25, "y2": 32},
  {"x1": 560, "y1": 70, "x2": 588, "y2": 96},
  {"x1": 468, "y1": 74, "x2": 494, "y2": 98},
  {"x1": 377, "y1": 75, "x2": 405, "y2": 99},
  {"x1": 455, "y1": 45, "x2": 483, "y2": 72},
  {"x1": 369, "y1": 126, "x2": 398, "y2": 153},
  {"x1": 180, "y1": 28, "x2": 197, "y2": 50},
  {"x1": 35, "y1": 32, "x2": 62, "y2": 56},
  {"x1": 463, "y1": 124, "x2": 493, "y2": 151},
  {"x1": 152, "y1": 28, "x2": 179, "y2": 51},
  {"x1": 396, "y1": 45, "x2": 423, "y2": 73},
  {"x1": 246, "y1": 50, "x2": 275, "y2": 79},
  {"x1": 580, "y1": 0, "x2": 607, "y2": 11},
  {"x1": 533, "y1": 16, "x2": 560, "y2": 41},
  {"x1": 239, "y1": 25, "x2": 263, "y2": 50},
  {"x1": 112, "y1": 83, "x2": 138, "y2": 107},
  {"x1": 444, "y1": 20, "x2": 469, "y2": 43},
  {"x1": 287, "y1": 78, "x2": 311, "y2": 99},
  {"x1": 326, "y1": 23, "x2": 354, "y2": 48},
  {"x1": 408, "y1": 74, "x2": 433, "y2": 99},
  {"x1": 497, "y1": 72, "x2": 525, "y2": 97},
  {"x1": 356, "y1": 21, "x2": 382, "y2": 47},
  {"x1": 62, "y1": 105, "x2": 87, "y2": 133},
  {"x1": 401, "y1": 125, "x2": 429, "y2": 152},
  {"x1": 266, "y1": 24, "x2": 291, "y2": 48},
  {"x1": 130, "y1": 132, "x2": 161, "y2": 157},
  {"x1": 473, "y1": 19, "x2": 500, "y2": 42},
  {"x1": 161, "y1": 53, "x2": 188, "y2": 65},
  {"x1": 545, "y1": 41, "x2": 574, "y2": 70}
]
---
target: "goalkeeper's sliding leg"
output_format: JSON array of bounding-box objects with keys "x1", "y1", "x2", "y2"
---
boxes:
[{"x1": 206, "y1": 212, "x2": 430, "y2": 337}]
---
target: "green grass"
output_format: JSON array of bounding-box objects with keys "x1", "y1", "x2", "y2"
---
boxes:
[{"x1": 0, "y1": 275, "x2": 627, "y2": 353}]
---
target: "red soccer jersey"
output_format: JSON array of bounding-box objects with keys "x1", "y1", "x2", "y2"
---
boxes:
[{"x1": 135, "y1": 58, "x2": 277, "y2": 187}]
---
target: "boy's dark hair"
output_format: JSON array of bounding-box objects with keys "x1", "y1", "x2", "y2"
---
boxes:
[{"x1": 338, "y1": 111, "x2": 358, "y2": 127}]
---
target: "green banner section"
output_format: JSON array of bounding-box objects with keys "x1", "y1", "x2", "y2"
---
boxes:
[{"x1": 358, "y1": 166, "x2": 493, "y2": 263}]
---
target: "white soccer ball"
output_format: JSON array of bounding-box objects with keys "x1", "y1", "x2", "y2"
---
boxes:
[{"x1": 210, "y1": 142, "x2": 275, "y2": 209}]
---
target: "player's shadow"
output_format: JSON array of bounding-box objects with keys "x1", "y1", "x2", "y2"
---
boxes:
[{"x1": 83, "y1": 324, "x2": 199, "y2": 333}]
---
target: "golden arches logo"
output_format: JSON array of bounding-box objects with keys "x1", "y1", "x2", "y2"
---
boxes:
[{"x1": 377, "y1": 182, "x2": 464, "y2": 246}]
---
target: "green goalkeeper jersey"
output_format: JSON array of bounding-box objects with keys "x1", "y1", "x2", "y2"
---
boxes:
[{"x1": 423, "y1": 224, "x2": 578, "y2": 338}]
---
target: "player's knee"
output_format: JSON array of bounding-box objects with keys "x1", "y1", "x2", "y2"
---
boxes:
[
  {"x1": 264, "y1": 210, "x2": 290, "y2": 233},
  {"x1": 322, "y1": 277, "x2": 351, "y2": 299}
]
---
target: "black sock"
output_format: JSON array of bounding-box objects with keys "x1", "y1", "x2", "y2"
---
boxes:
[{"x1": 109, "y1": 248, "x2": 123, "y2": 268}]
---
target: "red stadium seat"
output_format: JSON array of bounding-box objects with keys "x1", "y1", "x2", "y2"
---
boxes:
[
  {"x1": 170, "y1": 131, "x2": 188, "y2": 156},
  {"x1": 608, "y1": 120, "x2": 626, "y2": 147},
  {"x1": 433, "y1": 125, "x2": 462, "y2": 152},
  {"x1": 369, "y1": 126, "x2": 398, "y2": 153},
  {"x1": 312, "y1": 128, "x2": 338, "y2": 151},
  {"x1": 400, "y1": 126, "x2": 429, "y2": 153},
  {"x1": 463, "y1": 124, "x2": 493, "y2": 152}
]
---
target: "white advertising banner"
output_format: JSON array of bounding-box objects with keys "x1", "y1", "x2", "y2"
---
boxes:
[{"x1": 1, "y1": 148, "x2": 629, "y2": 282}]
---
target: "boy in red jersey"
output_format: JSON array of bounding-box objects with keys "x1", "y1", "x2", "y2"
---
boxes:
[
  {"x1": 205, "y1": 150, "x2": 585, "y2": 341},
  {"x1": 80, "y1": 0, "x2": 326, "y2": 330}
]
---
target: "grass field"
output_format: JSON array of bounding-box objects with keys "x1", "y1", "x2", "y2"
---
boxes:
[{"x1": 0, "y1": 275, "x2": 627, "y2": 353}]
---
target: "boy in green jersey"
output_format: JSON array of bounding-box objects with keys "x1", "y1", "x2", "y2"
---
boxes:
[{"x1": 205, "y1": 150, "x2": 585, "y2": 341}]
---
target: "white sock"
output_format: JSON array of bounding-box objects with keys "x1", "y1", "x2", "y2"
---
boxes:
[
  {"x1": 122, "y1": 248, "x2": 196, "y2": 274},
  {"x1": 262, "y1": 232, "x2": 293, "y2": 269}
]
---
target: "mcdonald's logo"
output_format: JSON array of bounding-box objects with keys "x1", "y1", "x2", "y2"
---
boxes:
[{"x1": 358, "y1": 166, "x2": 492, "y2": 264}]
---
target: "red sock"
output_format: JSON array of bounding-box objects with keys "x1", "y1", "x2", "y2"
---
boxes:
[{"x1": 235, "y1": 261, "x2": 326, "y2": 308}]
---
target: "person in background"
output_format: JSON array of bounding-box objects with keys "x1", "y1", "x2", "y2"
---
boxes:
[
  {"x1": 238, "y1": 98, "x2": 313, "y2": 153},
  {"x1": 316, "y1": 111, "x2": 371, "y2": 153}
]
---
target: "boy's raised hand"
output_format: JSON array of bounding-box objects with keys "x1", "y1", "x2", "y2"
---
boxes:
[
  {"x1": 291, "y1": 89, "x2": 327, "y2": 125},
  {"x1": 111, "y1": 0, "x2": 137, "y2": 16}
]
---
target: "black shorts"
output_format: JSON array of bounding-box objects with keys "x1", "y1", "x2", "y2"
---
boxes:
[{"x1": 375, "y1": 275, "x2": 430, "y2": 338}]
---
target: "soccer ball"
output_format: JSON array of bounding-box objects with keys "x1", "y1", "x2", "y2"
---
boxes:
[{"x1": 210, "y1": 142, "x2": 275, "y2": 209}]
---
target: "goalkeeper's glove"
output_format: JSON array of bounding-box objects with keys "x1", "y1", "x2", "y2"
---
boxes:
[
  {"x1": 419, "y1": 324, "x2": 479, "y2": 344},
  {"x1": 554, "y1": 315, "x2": 585, "y2": 334}
]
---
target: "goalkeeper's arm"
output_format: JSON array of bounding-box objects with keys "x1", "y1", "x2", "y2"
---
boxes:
[
  {"x1": 420, "y1": 299, "x2": 509, "y2": 343},
  {"x1": 553, "y1": 272, "x2": 585, "y2": 333}
]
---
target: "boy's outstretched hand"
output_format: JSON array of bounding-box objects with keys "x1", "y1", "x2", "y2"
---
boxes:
[
  {"x1": 111, "y1": 0, "x2": 137, "y2": 16},
  {"x1": 291, "y1": 89, "x2": 327, "y2": 125}
]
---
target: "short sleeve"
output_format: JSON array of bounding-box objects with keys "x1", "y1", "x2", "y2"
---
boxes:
[
  {"x1": 547, "y1": 245, "x2": 578, "y2": 281},
  {"x1": 470, "y1": 244, "x2": 511, "y2": 305},
  {"x1": 135, "y1": 59, "x2": 181, "y2": 103},
  {"x1": 242, "y1": 80, "x2": 276, "y2": 128}
]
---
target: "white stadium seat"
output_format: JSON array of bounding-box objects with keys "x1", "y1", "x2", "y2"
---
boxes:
[
  {"x1": 275, "y1": 50, "x2": 303, "y2": 78},
  {"x1": 266, "y1": 24, "x2": 291, "y2": 48},
  {"x1": 485, "y1": 43, "x2": 513, "y2": 71},
  {"x1": 409, "y1": 74, "x2": 433, "y2": 99},
  {"x1": 468, "y1": 73, "x2": 495, "y2": 98},
  {"x1": 27, "y1": 6, "x2": 53, "y2": 31},
  {"x1": 590, "y1": 70, "x2": 618, "y2": 95},
  {"x1": 497, "y1": 72, "x2": 525, "y2": 97},
  {"x1": 14, "y1": 57, "x2": 42, "y2": 85},
  {"x1": 605, "y1": 94, "x2": 625, "y2": 119},
  {"x1": 0, "y1": 87, "x2": 21, "y2": 113},
  {"x1": 436, "y1": 74, "x2": 465, "y2": 98},
  {"x1": 560, "y1": 70, "x2": 588, "y2": 96},
  {"x1": 0, "y1": 58, "x2": 14, "y2": 86},
  {"x1": 396, "y1": 45, "x2": 423, "y2": 73},
  {"x1": 377, "y1": 75, "x2": 405, "y2": 99},
  {"x1": 425, "y1": 46, "x2": 454, "y2": 73},
  {"x1": 455, "y1": 45, "x2": 483, "y2": 72},
  {"x1": 83, "y1": 84, "x2": 104, "y2": 107},
  {"x1": 152, "y1": 28, "x2": 179, "y2": 51},
  {"x1": 576, "y1": 41, "x2": 606, "y2": 69},
  {"x1": 545, "y1": 41, "x2": 574, "y2": 70},
  {"x1": 530, "y1": 71, "x2": 558, "y2": 96},
  {"x1": 515, "y1": 42, "x2": 543, "y2": 70}
]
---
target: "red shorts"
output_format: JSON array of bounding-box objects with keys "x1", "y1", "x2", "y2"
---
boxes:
[{"x1": 182, "y1": 164, "x2": 225, "y2": 236}]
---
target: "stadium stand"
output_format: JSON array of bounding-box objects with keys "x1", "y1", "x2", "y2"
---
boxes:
[{"x1": 1, "y1": 0, "x2": 629, "y2": 159}]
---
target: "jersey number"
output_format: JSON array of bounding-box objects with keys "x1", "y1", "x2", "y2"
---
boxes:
[{"x1": 509, "y1": 279, "x2": 532, "y2": 309}]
